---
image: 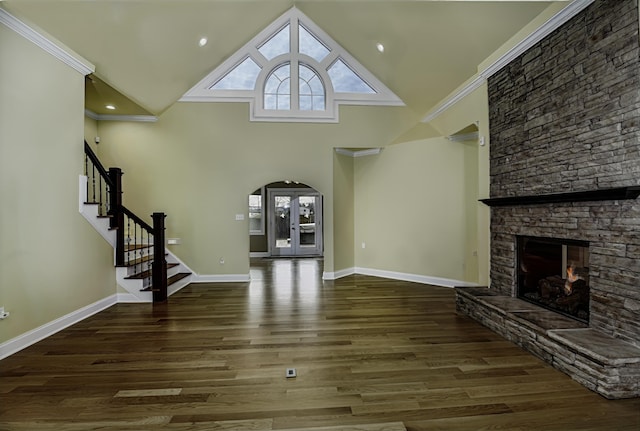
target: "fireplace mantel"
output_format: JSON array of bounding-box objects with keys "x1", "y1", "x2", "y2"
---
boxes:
[{"x1": 479, "y1": 186, "x2": 640, "y2": 207}]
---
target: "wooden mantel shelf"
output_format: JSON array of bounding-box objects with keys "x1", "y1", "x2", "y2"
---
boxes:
[{"x1": 479, "y1": 186, "x2": 640, "y2": 207}]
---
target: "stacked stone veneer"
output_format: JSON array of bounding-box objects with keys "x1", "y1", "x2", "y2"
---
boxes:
[
  {"x1": 487, "y1": 0, "x2": 640, "y2": 349},
  {"x1": 454, "y1": 0, "x2": 640, "y2": 399}
]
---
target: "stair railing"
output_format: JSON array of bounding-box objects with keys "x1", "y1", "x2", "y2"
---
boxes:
[{"x1": 83, "y1": 141, "x2": 168, "y2": 302}]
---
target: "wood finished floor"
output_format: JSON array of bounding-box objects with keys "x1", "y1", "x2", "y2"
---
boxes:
[{"x1": 1, "y1": 258, "x2": 639, "y2": 431}]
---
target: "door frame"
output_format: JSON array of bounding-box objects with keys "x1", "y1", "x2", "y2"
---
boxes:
[{"x1": 267, "y1": 188, "x2": 323, "y2": 257}]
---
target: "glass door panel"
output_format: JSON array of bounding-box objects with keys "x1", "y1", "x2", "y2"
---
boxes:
[
  {"x1": 274, "y1": 195, "x2": 291, "y2": 252},
  {"x1": 268, "y1": 189, "x2": 322, "y2": 257},
  {"x1": 296, "y1": 195, "x2": 317, "y2": 253}
]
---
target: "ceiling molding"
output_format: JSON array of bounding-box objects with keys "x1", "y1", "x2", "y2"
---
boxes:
[
  {"x1": 0, "y1": 7, "x2": 94, "y2": 76},
  {"x1": 335, "y1": 148, "x2": 383, "y2": 158},
  {"x1": 422, "y1": 0, "x2": 595, "y2": 123},
  {"x1": 84, "y1": 109, "x2": 158, "y2": 123},
  {"x1": 447, "y1": 132, "x2": 479, "y2": 142}
]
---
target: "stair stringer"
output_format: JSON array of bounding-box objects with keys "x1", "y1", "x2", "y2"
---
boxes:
[
  {"x1": 79, "y1": 175, "x2": 194, "y2": 302},
  {"x1": 79, "y1": 175, "x2": 116, "y2": 248},
  {"x1": 166, "y1": 250, "x2": 194, "y2": 296},
  {"x1": 115, "y1": 251, "x2": 193, "y2": 303}
]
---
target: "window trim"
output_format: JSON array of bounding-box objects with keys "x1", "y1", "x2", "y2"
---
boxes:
[{"x1": 179, "y1": 7, "x2": 404, "y2": 122}]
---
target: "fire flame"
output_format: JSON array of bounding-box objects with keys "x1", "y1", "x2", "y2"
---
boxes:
[{"x1": 564, "y1": 266, "x2": 581, "y2": 296}]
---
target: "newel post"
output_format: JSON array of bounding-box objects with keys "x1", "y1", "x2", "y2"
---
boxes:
[
  {"x1": 152, "y1": 212, "x2": 167, "y2": 303},
  {"x1": 108, "y1": 168, "x2": 125, "y2": 267}
]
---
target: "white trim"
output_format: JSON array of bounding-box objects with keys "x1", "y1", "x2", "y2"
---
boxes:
[
  {"x1": 447, "y1": 132, "x2": 479, "y2": 142},
  {"x1": 116, "y1": 292, "x2": 148, "y2": 303},
  {"x1": 84, "y1": 110, "x2": 158, "y2": 123},
  {"x1": 0, "y1": 295, "x2": 117, "y2": 360},
  {"x1": 79, "y1": 176, "x2": 116, "y2": 248},
  {"x1": 353, "y1": 267, "x2": 481, "y2": 288},
  {"x1": 250, "y1": 252, "x2": 270, "y2": 258},
  {"x1": 335, "y1": 148, "x2": 383, "y2": 158},
  {"x1": 323, "y1": 267, "x2": 356, "y2": 280},
  {"x1": 422, "y1": 0, "x2": 595, "y2": 123},
  {"x1": 192, "y1": 274, "x2": 251, "y2": 283},
  {"x1": 0, "y1": 7, "x2": 94, "y2": 76},
  {"x1": 180, "y1": 6, "x2": 403, "y2": 122}
]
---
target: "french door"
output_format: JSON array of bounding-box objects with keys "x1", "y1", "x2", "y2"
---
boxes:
[{"x1": 268, "y1": 189, "x2": 322, "y2": 256}]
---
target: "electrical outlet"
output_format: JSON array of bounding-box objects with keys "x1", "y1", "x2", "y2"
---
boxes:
[
  {"x1": 0, "y1": 307, "x2": 9, "y2": 320},
  {"x1": 286, "y1": 368, "x2": 296, "y2": 378},
  {"x1": 219, "y1": 257, "x2": 225, "y2": 265}
]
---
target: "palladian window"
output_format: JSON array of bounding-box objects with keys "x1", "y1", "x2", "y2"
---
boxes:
[{"x1": 180, "y1": 7, "x2": 404, "y2": 122}]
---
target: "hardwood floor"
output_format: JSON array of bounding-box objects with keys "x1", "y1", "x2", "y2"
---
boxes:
[{"x1": 1, "y1": 257, "x2": 639, "y2": 430}]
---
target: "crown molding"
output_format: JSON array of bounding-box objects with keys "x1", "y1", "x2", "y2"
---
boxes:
[
  {"x1": 84, "y1": 109, "x2": 158, "y2": 123},
  {"x1": 0, "y1": 7, "x2": 94, "y2": 76},
  {"x1": 447, "y1": 132, "x2": 479, "y2": 142},
  {"x1": 422, "y1": 0, "x2": 595, "y2": 123},
  {"x1": 335, "y1": 148, "x2": 383, "y2": 158}
]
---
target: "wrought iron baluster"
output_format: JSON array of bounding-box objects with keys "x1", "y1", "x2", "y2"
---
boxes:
[
  {"x1": 98, "y1": 175, "x2": 103, "y2": 215},
  {"x1": 84, "y1": 154, "x2": 89, "y2": 201},
  {"x1": 91, "y1": 164, "x2": 97, "y2": 203}
]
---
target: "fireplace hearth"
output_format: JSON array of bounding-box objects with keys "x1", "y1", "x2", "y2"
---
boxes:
[{"x1": 516, "y1": 236, "x2": 590, "y2": 323}]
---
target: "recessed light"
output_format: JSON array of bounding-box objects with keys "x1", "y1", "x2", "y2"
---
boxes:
[
  {"x1": 105, "y1": 104, "x2": 116, "y2": 110},
  {"x1": 376, "y1": 42, "x2": 384, "y2": 53},
  {"x1": 198, "y1": 37, "x2": 208, "y2": 47}
]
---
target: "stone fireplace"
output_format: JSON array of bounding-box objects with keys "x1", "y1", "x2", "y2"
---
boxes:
[
  {"x1": 517, "y1": 235, "x2": 590, "y2": 323},
  {"x1": 456, "y1": 0, "x2": 640, "y2": 399}
]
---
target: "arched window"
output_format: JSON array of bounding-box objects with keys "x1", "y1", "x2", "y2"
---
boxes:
[{"x1": 181, "y1": 7, "x2": 404, "y2": 122}]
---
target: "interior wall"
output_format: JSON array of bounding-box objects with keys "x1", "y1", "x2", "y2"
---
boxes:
[
  {"x1": 0, "y1": 24, "x2": 115, "y2": 344},
  {"x1": 96, "y1": 102, "x2": 417, "y2": 277},
  {"x1": 84, "y1": 116, "x2": 98, "y2": 149},
  {"x1": 426, "y1": 84, "x2": 489, "y2": 285},
  {"x1": 332, "y1": 151, "x2": 355, "y2": 273},
  {"x1": 353, "y1": 137, "x2": 472, "y2": 283}
]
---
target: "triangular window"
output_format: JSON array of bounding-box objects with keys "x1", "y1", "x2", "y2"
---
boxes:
[{"x1": 181, "y1": 7, "x2": 404, "y2": 122}]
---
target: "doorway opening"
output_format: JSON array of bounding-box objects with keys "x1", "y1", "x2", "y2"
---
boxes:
[{"x1": 249, "y1": 181, "x2": 323, "y2": 257}]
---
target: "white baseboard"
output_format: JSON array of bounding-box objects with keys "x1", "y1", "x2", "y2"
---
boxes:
[
  {"x1": 323, "y1": 267, "x2": 356, "y2": 280},
  {"x1": 249, "y1": 252, "x2": 270, "y2": 258},
  {"x1": 116, "y1": 292, "x2": 149, "y2": 303},
  {"x1": 191, "y1": 274, "x2": 251, "y2": 283},
  {"x1": 0, "y1": 294, "x2": 117, "y2": 360},
  {"x1": 354, "y1": 267, "x2": 480, "y2": 288}
]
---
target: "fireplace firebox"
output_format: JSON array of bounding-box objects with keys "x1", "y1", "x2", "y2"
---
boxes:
[{"x1": 516, "y1": 236, "x2": 590, "y2": 323}]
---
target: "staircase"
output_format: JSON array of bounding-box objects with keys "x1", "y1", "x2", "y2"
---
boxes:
[{"x1": 79, "y1": 141, "x2": 192, "y2": 302}]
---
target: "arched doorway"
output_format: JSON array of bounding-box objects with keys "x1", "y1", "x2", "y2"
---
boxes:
[{"x1": 250, "y1": 181, "x2": 323, "y2": 257}]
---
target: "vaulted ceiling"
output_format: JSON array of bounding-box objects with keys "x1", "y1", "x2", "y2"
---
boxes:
[{"x1": 2, "y1": 1, "x2": 564, "y2": 117}]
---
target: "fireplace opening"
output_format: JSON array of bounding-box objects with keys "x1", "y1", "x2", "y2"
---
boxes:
[{"x1": 517, "y1": 236, "x2": 590, "y2": 323}]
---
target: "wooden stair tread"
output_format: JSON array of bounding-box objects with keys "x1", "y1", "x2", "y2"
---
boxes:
[
  {"x1": 125, "y1": 263, "x2": 179, "y2": 279},
  {"x1": 168, "y1": 272, "x2": 191, "y2": 285},
  {"x1": 125, "y1": 243, "x2": 154, "y2": 251},
  {"x1": 140, "y1": 272, "x2": 191, "y2": 292},
  {"x1": 117, "y1": 253, "x2": 169, "y2": 267}
]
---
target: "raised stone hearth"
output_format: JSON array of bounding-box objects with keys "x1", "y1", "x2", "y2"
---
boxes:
[{"x1": 456, "y1": 287, "x2": 640, "y2": 399}]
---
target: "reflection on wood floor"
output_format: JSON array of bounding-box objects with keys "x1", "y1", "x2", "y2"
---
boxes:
[{"x1": 1, "y1": 257, "x2": 639, "y2": 430}]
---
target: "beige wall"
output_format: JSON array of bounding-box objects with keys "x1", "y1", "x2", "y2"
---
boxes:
[
  {"x1": 84, "y1": 115, "x2": 98, "y2": 149},
  {"x1": 353, "y1": 138, "x2": 474, "y2": 282},
  {"x1": 332, "y1": 152, "x2": 355, "y2": 273},
  {"x1": 426, "y1": 84, "x2": 489, "y2": 285},
  {"x1": 96, "y1": 103, "x2": 416, "y2": 276},
  {"x1": 0, "y1": 24, "x2": 115, "y2": 344}
]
